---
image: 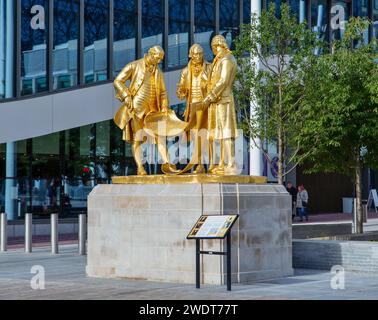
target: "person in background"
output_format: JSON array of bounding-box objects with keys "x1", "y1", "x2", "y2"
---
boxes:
[
  {"x1": 286, "y1": 181, "x2": 297, "y2": 221},
  {"x1": 297, "y1": 184, "x2": 309, "y2": 222}
]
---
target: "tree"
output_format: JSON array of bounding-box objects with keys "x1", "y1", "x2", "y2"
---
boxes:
[
  {"x1": 299, "y1": 17, "x2": 378, "y2": 233},
  {"x1": 234, "y1": 3, "x2": 321, "y2": 184}
]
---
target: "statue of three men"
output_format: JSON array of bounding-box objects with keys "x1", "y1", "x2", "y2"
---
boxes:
[{"x1": 114, "y1": 35, "x2": 238, "y2": 176}]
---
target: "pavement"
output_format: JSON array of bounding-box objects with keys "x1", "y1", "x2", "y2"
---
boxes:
[
  {"x1": 0, "y1": 245, "x2": 378, "y2": 300},
  {"x1": 293, "y1": 211, "x2": 378, "y2": 233}
]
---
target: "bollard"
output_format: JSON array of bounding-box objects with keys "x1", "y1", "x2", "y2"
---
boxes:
[
  {"x1": 79, "y1": 214, "x2": 87, "y2": 255},
  {"x1": 0, "y1": 213, "x2": 7, "y2": 252},
  {"x1": 51, "y1": 213, "x2": 59, "y2": 254},
  {"x1": 363, "y1": 204, "x2": 368, "y2": 223},
  {"x1": 25, "y1": 213, "x2": 33, "y2": 253}
]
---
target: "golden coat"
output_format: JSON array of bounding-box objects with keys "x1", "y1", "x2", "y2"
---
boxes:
[
  {"x1": 114, "y1": 57, "x2": 169, "y2": 142},
  {"x1": 206, "y1": 51, "x2": 238, "y2": 140}
]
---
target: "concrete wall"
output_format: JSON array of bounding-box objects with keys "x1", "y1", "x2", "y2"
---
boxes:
[
  {"x1": 293, "y1": 239, "x2": 378, "y2": 273},
  {"x1": 87, "y1": 183, "x2": 293, "y2": 284}
]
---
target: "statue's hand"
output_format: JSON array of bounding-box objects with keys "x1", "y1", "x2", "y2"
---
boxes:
[
  {"x1": 124, "y1": 96, "x2": 133, "y2": 107},
  {"x1": 176, "y1": 87, "x2": 186, "y2": 100}
]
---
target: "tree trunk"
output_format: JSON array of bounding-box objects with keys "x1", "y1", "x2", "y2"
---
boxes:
[
  {"x1": 355, "y1": 154, "x2": 363, "y2": 234},
  {"x1": 277, "y1": 126, "x2": 284, "y2": 185}
]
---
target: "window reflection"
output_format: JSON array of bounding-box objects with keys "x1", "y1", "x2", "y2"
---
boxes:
[
  {"x1": 194, "y1": 0, "x2": 216, "y2": 62},
  {"x1": 21, "y1": 0, "x2": 48, "y2": 96},
  {"x1": 142, "y1": 0, "x2": 164, "y2": 56},
  {"x1": 353, "y1": 0, "x2": 369, "y2": 46},
  {"x1": 168, "y1": 0, "x2": 190, "y2": 69},
  {"x1": 0, "y1": 1, "x2": 15, "y2": 99},
  {"x1": 84, "y1": 0, "x2": 108, "y2": 84},
  {"x1": 311, "y1": 0, "x2": 328, "y2": 46},
  {"x1": 267, "y1": 0, "x2": 282, "y2": 17},
  {"x1": 53, "y1": 0, "x2": 79, "y2": 89},
  {"x1": 373, "y1": 0, "x2": 378, "y2": 40},
  {"x1": 114, "y1": 0, "x2": 137, "y2": 76},
  {"x1": 330, "y1": 0, "x2": 350, "y2": 41},
  {"x1": 243, "y1": 0, "x2": 251, "y2": 24},
  {"x1": 289, "y1": 0, "x2": 308, "y2": 22},
  {"x1": 219, "y1": 0, "x2": 239, "y2": 50}
]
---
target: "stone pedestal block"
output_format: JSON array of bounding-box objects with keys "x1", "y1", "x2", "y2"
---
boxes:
[{"x1": 86, "y1": 183, "x2": 293, "y2": 284}]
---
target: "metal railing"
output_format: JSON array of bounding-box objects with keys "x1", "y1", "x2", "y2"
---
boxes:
[{"x1": 0, "y1": 212, "x2": 87, "y2": 255}]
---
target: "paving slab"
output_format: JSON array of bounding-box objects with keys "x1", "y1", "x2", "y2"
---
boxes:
[{"x1": 0, "y1": 245, "x2": 377, "y2": 300}]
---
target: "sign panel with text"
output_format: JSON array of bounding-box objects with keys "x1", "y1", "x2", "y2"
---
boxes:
[{"x1": 187, "y1": 215, "x2": 239, "y2": 240}]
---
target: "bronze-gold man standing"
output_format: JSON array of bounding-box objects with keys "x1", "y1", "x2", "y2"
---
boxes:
[
  {"x1": 202, "y1": 35, "x2": 238, "y2": 175},
  {"x1": 113, "y1": 45, "x2": 178, "y2": 176},
  {"x1": 176, "y1": 44, "x2": 211, "y2": 174}
]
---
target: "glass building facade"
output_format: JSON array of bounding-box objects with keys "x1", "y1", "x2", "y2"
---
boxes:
[
  {"x1": 1, "y1": 0, "x2": 378, "y2": 219},
  {"x1": 1, "y1": 0, "x2": 378, "y2": 101}
]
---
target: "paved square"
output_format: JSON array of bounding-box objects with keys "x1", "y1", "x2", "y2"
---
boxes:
[{"x1": 0, "y1": 245, "x2": 378, "y2": 300}]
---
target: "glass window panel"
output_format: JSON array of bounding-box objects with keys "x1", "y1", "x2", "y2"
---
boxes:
[
  {"x1": 84, "y1": 0, "x2": 108, "y2": 84},
  {"x1": 32, "y1": 133, "x2": 60, "y2": 187},
  {"x1": 168, "y1": 0, "x2": 190, "y2": 69},
  {"x1": 32, "y1": 132, "x2": 60, "y2": 155},
  {"x1": 243, "y1": 0, "x2": 251, "y2": 24},
  {"x1": 96, "y1": 121, "x2": 110, "y2": 181},
  {"x1": 0, "y1": 1, "x2": 15, "y2": 99},
  {"x1": 114, "y1": 0, "x2": 137, "y2": 76},
  {"x1": 267, "y1": 0, "x2": 283, "y2": 17},
  {"x1": 0, "y1": 144, "x2": 5, "y2": 180},
  {"x1": 21, "y1": 0, "x2": 48, "y2": 96},
  {"x1": 330, "y1": 0, "x2": 350, "y2": 41},
  {"x1": 374, "y1": 0, "x2": 378, "y2": 40},
  {"x1": 311, "y1": 0, "x2": 328, "y2": 43},
  {"x1": 142, "y1": 0, "x2": 164, "y2": 56},
  {"x1": 289, "y1": 0, "x2": 308, "y2": 22},
  {"x1": 53, "y1": 0, "x2": 79, "y2": 89},
  {"x1": 353, "y1": 0, "x2": 369, "y2": 45},
  {"x1": 194, "y1": 0, "x2": 216, "y2": 62},
  {"x1": 219, "y1": 0, "x2": 239, "y2": 50}
]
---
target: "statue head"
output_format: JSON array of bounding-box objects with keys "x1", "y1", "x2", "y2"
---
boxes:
[
  {"x1": 189, "y1": 44, "x2": 204, "y2": 65},
  {"x1": 211, "y1": 35, "x2": 230, "y2": 56},
  {"x1": 146, "y1": 45, "x2": 165, "y2": 66}
]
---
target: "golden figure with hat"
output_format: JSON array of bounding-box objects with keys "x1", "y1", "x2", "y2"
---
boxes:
[
  {"x1": 203, "y1": 35, "x2": 238, "y2": 175},
  {"x1": 113, "y1": 45, "x2": 184, "y2": 176}
]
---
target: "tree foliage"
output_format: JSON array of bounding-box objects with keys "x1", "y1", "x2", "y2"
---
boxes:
[
  {"x1": 299, "y1": 17, "x2": 378, "y2": 233},
  {"x1": 234, "y1": 3, "x2": 322, "y2": 184},
  {"x1": 300, "y1": 17, "x2": 378, "y2": 176}
]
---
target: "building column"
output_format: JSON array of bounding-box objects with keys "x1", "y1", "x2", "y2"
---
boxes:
[
  {"x1": 4, "y1": 1, "x2": 17, "y2": 220},
  {"x1": 249, "y1": 0, "x2": 264, "y2": 177},
  {"x1": 0, "y1": 0, "x2": 5, "y2": 98},
  {"x1": 5, "y1": 0, "x2": 14, "y2": 98},
  {"x1": 5, "y1": 142, "x2": 17, "y2": 220}
]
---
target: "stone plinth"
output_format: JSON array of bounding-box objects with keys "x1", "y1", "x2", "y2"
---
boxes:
[{"x1": 86, "y1": 183, "x2": 293, "y2": 284}]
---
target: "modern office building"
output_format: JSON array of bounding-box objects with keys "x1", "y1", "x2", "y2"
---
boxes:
[{"x1": 0, "y1": 0, "x2": 377, "y2": 220}]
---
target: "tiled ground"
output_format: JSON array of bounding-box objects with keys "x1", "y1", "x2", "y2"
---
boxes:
[{"x1": 0, "y1": 245, "x2": 377, "y2": 300}]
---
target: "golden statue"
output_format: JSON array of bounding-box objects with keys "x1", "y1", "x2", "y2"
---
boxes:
[
  {"x1": 113, "y1": 46, "x2": 181, "y2": 176},
  {"x1": 111, "y1": 41, "x2": 268, "y2": 184},
  {"x1": 202, "y1": 35, "x2": 238, "y2": 175},
  {"x1": 176, "y1": 44, "x2": 211, "y2": 174}
]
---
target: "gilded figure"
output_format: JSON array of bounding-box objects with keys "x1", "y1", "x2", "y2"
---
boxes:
[
  {"x1": 113, "y1": 45, "x2": 179, "y2": 176},
  {"x1": 202, "y1": 35, "x2": 238, "y2": 175},
  {"x1": 176, "y1": 44, "x2": 211, "y2": 174}
]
